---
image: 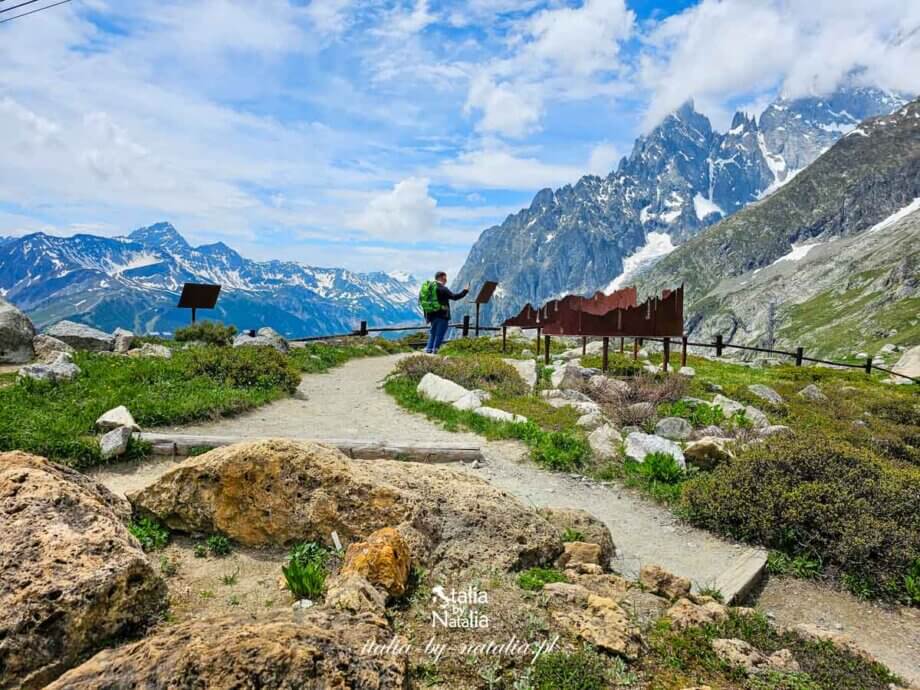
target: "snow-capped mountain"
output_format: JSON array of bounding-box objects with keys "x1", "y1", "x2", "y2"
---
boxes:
[
  {"x1": 0, "y1": 222, "x2": 422, "y2": 336},
  {"x1": 454, "y1": 86, "x2": 908, "y2": 325}
]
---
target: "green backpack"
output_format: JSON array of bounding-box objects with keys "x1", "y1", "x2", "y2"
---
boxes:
[{"x1": 419, "y1": 280, "x2": 441, "y2": 314}]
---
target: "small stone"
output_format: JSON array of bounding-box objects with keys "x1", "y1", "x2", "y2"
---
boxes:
[
  {"x1": 113, "y1": 328, "x2": 135, "y2": 354},
  {"x1": 473, "y1": 406, "x2": 528, "y2": 424},
  {"x1": 677, "y1": 366, "x2": 695, "y2": 377},
  {"x1": 747, "y1": 384, "x2": 783, "y2": 405},
  {"x1": 798, "y1": 384, "x2": 828, "y2": 402},
  {"x1": 588, "y1": 424, "x2": 622, "y2": 461},
  {"x1": 759, "y1": 425, "x2": 793, "y2": 438},
  {"x1": 292, "y1": 598, "x2": 314, "y2": 609},
  {"x1": 684, "y1": 437, "x2": 733, "y2": 470},
  {"x1": 666, "y1": 597, "x2": 728, "y2": 630},
  {"x1": 128, "y1": 343, "x2": 172, "y2": 359},
  {"x1": 100, "y1": 426, "x2": 133, "y2": 459},
  {"x1": 640, "y1": 564, "x2": 691, "y2": 600},
  {"x1": 96, "y1": 405, "x2": 140, "y2": 432},
  {"x1": 744, "y1": 405, "x2": 770, "y2": 429},
  {"x1": 556, "y1": 542, "x2": 603, "y2": 569},
  {"x1": 655, "y1": 417, "x2": 692, "y2": 440},
  {"x1": 712, "y1": 394, "x2": 744, "y2": 416}
]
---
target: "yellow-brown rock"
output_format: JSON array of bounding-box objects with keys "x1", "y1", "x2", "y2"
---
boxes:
[
  {"x1": 550, "y1": 594, "x2": 643, "y2": 659},
  {"x1": 341, "y1": 527, "x2": 411, "y2": 597},
  {"x1": 45, "y1": 611, "x2": 408, "y2": 689},
  {"x1": 0, "y1": 451, "x2": 166, "y2": 690},
  {"x1": 556, "y1": 541, "x2": 603, "y2": 569},
  {"x1": 640, "y1": 563, "x2": 692, "y2": 600},
  {"x1": 129, "y1": 439, "x2": 562, "y2": 574},
  {"x1": 666, "y1": 597, "x2": 729, "y2": 631},
  {"x1": 539, "y1": 506, "x2": 616, "y2": 564}
]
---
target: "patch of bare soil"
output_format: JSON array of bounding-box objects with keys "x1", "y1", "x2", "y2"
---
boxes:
[
  {"x1": 757, "y1": 576, "x2": 920, "y2": 686},
  {"x1": 154, "y1": 537, "x2": 290, "y2": 623}
]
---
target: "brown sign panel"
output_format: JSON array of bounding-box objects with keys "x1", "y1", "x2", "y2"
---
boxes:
[
  {"x1": 474, "y1": 281, "x2": 499, "y2": 305},
  {"x1": 503, "y1": 303, "x2": 540, "y2": 328},
  {"x1": 177, "y1": 283, "x2": 221, "y2": 309}
]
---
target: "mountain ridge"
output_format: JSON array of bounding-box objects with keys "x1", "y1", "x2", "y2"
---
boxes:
[{"x1": 0, "y1": 222, "x2": 422, "y2": 337}]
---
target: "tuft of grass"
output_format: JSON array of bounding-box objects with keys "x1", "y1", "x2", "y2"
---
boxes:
[
  {"x1": 659, "y1": 399, "x2": 726, "y2": 428},
  {"x1": 289, "y1": 541, "x2": 329, "y2": 568},
  {"x1": 220, "y1": 569, "x2": 240, "y2": 586},
  {"x1": 173, "y1": 320, "x2": 237, "y2": 346},
  {"x1": 393, "y1": 353, "x2": 528, "y2": 397},
  {"x1": 517, "y1": 567, "x2": 566, "y2": 591},
  {"x1": 193, "y1": 543, "x2": 208, "y2": 558},
  {"x1": 288, "y1": 337, "x2": 407, "y2": 374},
  {"x1": 529, "y1": 648, "x2": 615, "y2": 690},
  {"x1": 282, "y1": 559, "x2": 326, "y2": 599},
  {"x1": 206, "y1": 535, "x2": 232, "y2": 557},
  {"x1": 767, "y1": 551, "x2": 823, "y2": 580},
  {"x1": 621, "y1": 452, "x2": 688, "y2": 504},
  {"x1": 128, "y1": 517, "x2": 170, "y2": 552},
  {"x1": 561, "y1": 527, "x2": 585, "y2": 543}
]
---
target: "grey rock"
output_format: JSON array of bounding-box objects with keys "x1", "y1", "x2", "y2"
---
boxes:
[
  {"x1": 45, "y1": 320, "x2": 114, "y2": 351},
  {"x1": 0, "y1": 298, "x2": 36, "y2": 363},
  {"x1": 655, "y1": 417, "x2": 693, "y2": 441},
  {"x1": 743, "y1": 405, "x2": 770, "y2": 429},
  {"x1": 18, "y1": 354, "x2": 80, "y2": 383},
  {"x1": 256, "y1": 327, "x2": 290, "y2": 353},
  {"x1": 541, "y1": 388, "x2": 592, "y2": 403},
  {"x1": 576, "y1": 412, "x2": 606, "y2": 430},
  {"x1": 128, "y1": 343, "x2": 172, "y2": 359},
  {"x1": 624, "y1": 432, "x2": 685, "y2": 469},
  {"x1": 96, "y1": 406, "x2": 141, "y2": 432},
  {"x1": 473, "y1": 406, "x2": 527, "y2": 424},
  {"x1": 113, "y1": 328, "x2": 135, "y2": 354},
  {"x1": 588, "y1": 424, "x2": 622, "y2": 461},
  {"x1": 503, "y1": 358, "x2": 537, "y2": 389},
  {"x1": 233, "y1": 331, "x2": 288, "y2": 353},
  {"x1": 32, "y1": 334, "x2": 74, "y2": 363},
  {"x1": 453, "y1": 389, "x2": 490, "y2": 412},
  {"x1": 100, "y1": 426, "x2": 133, "y2": 460},
  {"x1": 747, "y1": 384, "x2": 783, "y2": 405},
  {"x1": 798, "y1": 384, "x2": 828, "y2": 402},
  {"x1": 759, "y1": 425, "x2": 794, "y2": 438},
  {"x1": 417, "y1": 373, "x2": 469, "y2": 404},
  {"x1": 677, "y1": 366, "x2": 695, "y2": 377},
  {"x1": 712, "y1": 394, "x2": 745, "y2": 416},
  {"x1": 551, "y1": 362, "x2": 588, "y2": 389}
]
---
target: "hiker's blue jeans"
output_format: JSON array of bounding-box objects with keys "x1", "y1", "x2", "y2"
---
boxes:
[{"x1": 426, "y1": 317, "x2": 449, "y2": 353}]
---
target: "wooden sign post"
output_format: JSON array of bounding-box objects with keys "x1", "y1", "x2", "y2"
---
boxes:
[{"x1": 177, "y1": 283, "x2": 221, "y2": 324}]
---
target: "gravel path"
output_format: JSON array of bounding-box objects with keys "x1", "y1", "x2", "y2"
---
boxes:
[
  {"x1": 758, "y1": 577, "x2": 920, "y2": 685},
  {"x1": 161, "y1": 354, "x2": 480, "y2": 445}
]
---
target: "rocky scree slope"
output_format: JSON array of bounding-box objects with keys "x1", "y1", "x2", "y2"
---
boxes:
[
  {"x1": 0, "y1": 222, "x2": 421, "y2": 337},
  {"x1": 636, "y1": 97, "x2": 920, "y2": 353},
  {"x1": 454, "y1": 87, "x2": 906, "y2": 325}
]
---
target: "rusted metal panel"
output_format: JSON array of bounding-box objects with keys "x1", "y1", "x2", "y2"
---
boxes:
[{"x1": 504, "y1": 285, "x2": 683, "y2": 338}]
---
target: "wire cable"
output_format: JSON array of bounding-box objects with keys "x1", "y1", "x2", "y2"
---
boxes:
[{"x1": 0, "y1": 0, "x2": 71, "y2": 23}]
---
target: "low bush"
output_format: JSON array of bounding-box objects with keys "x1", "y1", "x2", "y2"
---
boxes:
[
  {"x1": 529, "y1": 648, "x2": 611, "y2": 690},
  {"x1": 581, "y1": 352, "x2": 644, "y2": 376},
  {"x1": 393, "y1": 354, "x2": 528, "y2": 397},
  {"x1": 659, "y1": 399, "x2": 726, "y2": 428},
  {"x1": 766, "y1": 551, "x2": 823, "y2": 580},
  {"x1": 622, "y1": 453, "x2": 688, "y2": 503},
  {"x1": 185, "y1": 345, "x2": 300, "y2": 392},
  {"x1": 561, "y1": 527, "x2": 585, "y2": 542},
  {"x1": 517, "y1": 567, "x2": 566, "y2": 591},
  {"x1": 438, "y1": 335, "x2": 563, "y2": 358},
  {"x1": 173, "y1": 320, "x2": 237, "y2": 346},
  {"x1": 680, "y1": 436, "x2": 920, "y2": 602},
  {"x1": 128, "y1": 517, "x2": 169, "y2": 551},
  {"x1": 283, "y1": 541, "x2": 328, "y2": 598},
  {"x1": 206, "y1": 535, "x2": 232, "y2": 556},
  {"x1": 289, "y1": 338, "x2": 407, "y2": 373}
]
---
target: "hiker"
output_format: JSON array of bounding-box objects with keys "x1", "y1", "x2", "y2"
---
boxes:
[{"x1": 419, "y1": 272, "x2": 469, "y2": 353}]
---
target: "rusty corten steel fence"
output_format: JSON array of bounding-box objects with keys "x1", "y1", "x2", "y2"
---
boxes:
[{"x1": 503, "y1": 285, "x2": 684, "y2": 339}]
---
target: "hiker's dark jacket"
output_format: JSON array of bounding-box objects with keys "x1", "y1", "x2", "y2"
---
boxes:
[{"x1": 425, "y1": 285, "x2": 469, "y2": 322}]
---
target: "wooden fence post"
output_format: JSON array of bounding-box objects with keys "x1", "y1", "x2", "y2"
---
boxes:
[
  {"x1": 865, "y1": 356, "x2": 873, "y2": 375},
  {"x1": 795, "y1": 346, "x2": 804, "y2": 367},
  {"x1": 633, "y1": 338, "x2": 639, "y2": 360},
  {"x1": 536, "y1": 327, "x2": 542, "y2": 355},
  {"x1": 715, "y1": 334, "x2": 723, "y2": 357},
  {"x1": 681, "y1": 334, "x2": 688, "y2": 368},
  {"x1": 582, "y1": 336, "x2": 587, "y2": 356},
  {"x1": 619, "y1": 337, "x2": 625, "y2": 354},
  {"x1": 602, "y1": 337, "x2": 609, "y2": 373},
  {"x1": 544, "y1": 335, "x2": 551, "y2": 365},
  {"x1": 502, "y1": 326, "x2": 507, "y2": 353},
  {"x1": 474, "y1": 303, "x2": 481, "y2": 337},
  {"x1": 462, "y1": 315, "x2": 470, "y2": 338},
  {"x1": 359, "y1": 320, "x2": 368, "y2": 336},
  {"x1": 662, "y1": 337, "x2": 670, "y2": 372}
]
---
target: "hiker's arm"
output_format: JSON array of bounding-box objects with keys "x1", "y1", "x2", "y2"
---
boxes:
[{"x1": 446, "y1": 287, "x2": 469, "y2": 301}]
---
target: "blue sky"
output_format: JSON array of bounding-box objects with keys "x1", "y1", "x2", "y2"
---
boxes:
[{"x1": 1, "y1": 0, "x2": 918, "y2": 277}]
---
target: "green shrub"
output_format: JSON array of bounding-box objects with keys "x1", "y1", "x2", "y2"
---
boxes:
[
  {"x1": 394, "y1": 354, "x2": 527, "y2": 397},
  {"x1": 289, "y1": 541, "x2": 329, "y2": 568},
  {"x1": 531, "y1": 429, "x2": 589, "y2": 471},
  {"x1": 194, "y1": 543, "x2": 208, "y2": 558},
  {"x1": 206, "y1": 535, "x2": 232, "y2": 556},
  {"x1": 905, "y1": 559, "x2": 920, "y2": 605},
  {"x1": 173, "y1": 320, "x2": 237, "y2": 346},
  {"x1": 128, "y1": 517, "x2": 169, "y2": 551},
  {"x1": 767, "y1": 551, "x2": 823, "y2": 579},
  {"x1": 640, "y1": 452, "x2": 685, "y2": 484},
  {"x1": 282, "y1": 557, "x2": 326, "y2": 599},
  {"x1": 529, "y1": 648, "x2": 610, "y2": 690},
  {"x1": 660, "y1": 399, "x2": 726, "y2": 428},
  {"x1": 185, "y1": 345, "x2": 299, "y2": 392},
  {"x1": 517, "y1": 567, "x2": 566, "y2": 591},
  {"x1": 561, "y1": 527, "x2": 585, "y2": 542},
  {"x1": 681, "y1": 436, "x2": 920, "y2": 601}
]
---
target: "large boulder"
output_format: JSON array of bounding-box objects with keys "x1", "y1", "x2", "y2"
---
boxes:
[
  {"x1": 129, "y1": 440, "x2": 562, "y2": 573},
  {"x1": 232, "y1": 328, "x2": 289, "y2": 353},
  {"x1": 624, "y1": 432, "x2": 685, "y2": 468},
  {"x1": 45, "y1": 320, "x2": 114, "y2": 351},
  {"x1": 797, "y1": 384, "x2": 828, "y2": 402},
  {"x1": 0, "y1": 298, "x2": 35, "y2": 363},
  {"x1": 747, "y1": 384, "x2": 783, "y2": 405},
  {"x1": 112, "y1": 328, "x2": 135, "y2": 354},
  {"x1": 588, "y1": 423, "x2": 622, "y2": 461},
  {"x1": 890, "y1": 344, "x2": 920, "y2": 384},
  {"x1": 95, "y1": 405, "x2": 140, "y2": 432},
  {"x1": 683, "y1": 437, "x2": 733, "y2": 470},
  {"x1": 0, "y1": 452, "x2": 166, "y2": 689},
  {"x1": 417, "y1": 372, "x2": 469, "y2": 404},
  {"x1": 545, "y1": 586, "x2": 642, "y2": 659},
  {"x1": 452, "y1": 389, "x2": 490, "y2": 411},
  {"x1": 127, "y1": 343, "x2": 172, "y2": 359},
  {"x1": 551, "y1": 362, "x2": 588, "y2": 389},
  {"x1": 32, "y1": 334, "x2": 74, "y2": 363},
  {"x1": 45, "y1": 611, "x2": 407, "y2": 689}
]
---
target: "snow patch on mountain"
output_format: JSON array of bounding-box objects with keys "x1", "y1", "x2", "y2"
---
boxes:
[
  {"x1": 693, "y1": 193, "x2": 724, "y2": 220},
  {"x1": 605, "y1": 232, "x2": 676, "y2": 293},
  {"x1": 865, "y1": 198, "x2": 920, "y2": 234}
]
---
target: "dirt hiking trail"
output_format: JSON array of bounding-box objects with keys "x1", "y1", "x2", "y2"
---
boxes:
[{"x1": 90, "y1": 353, "x2": 920, "y2": 683}]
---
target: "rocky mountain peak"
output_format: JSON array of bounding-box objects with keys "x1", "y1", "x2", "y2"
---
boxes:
[{"x1": 127, "y1": 222, "x2": 190, "y2": 253}]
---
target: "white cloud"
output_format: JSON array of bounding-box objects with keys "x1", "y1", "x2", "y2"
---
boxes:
[
  {"x1": 465, "y1": 75, "x2": 543, "y2": 138},
  {"x1": 439, "y1": 147, "x2": 583, "y2": 190},
  {"x1": 640, "y1": 0, "x2": 920, "y2": 127},
  {"x1": 587, "y1": 141, "x2": 620, "y2": 176},
  {"x1": 350, "y1": 177, "x2": 438, "y2": 240},
  {"x1": 305, "y1": 0, "x2": 356, "y2": 36}
]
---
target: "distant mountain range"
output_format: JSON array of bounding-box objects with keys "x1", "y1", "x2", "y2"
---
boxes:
[
  {"x1": 454, "y1": 86, "x2": 908, "y2": 328},
  {"x1": 0, "y1": 223, "x2": 422, "y2": 337}
]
